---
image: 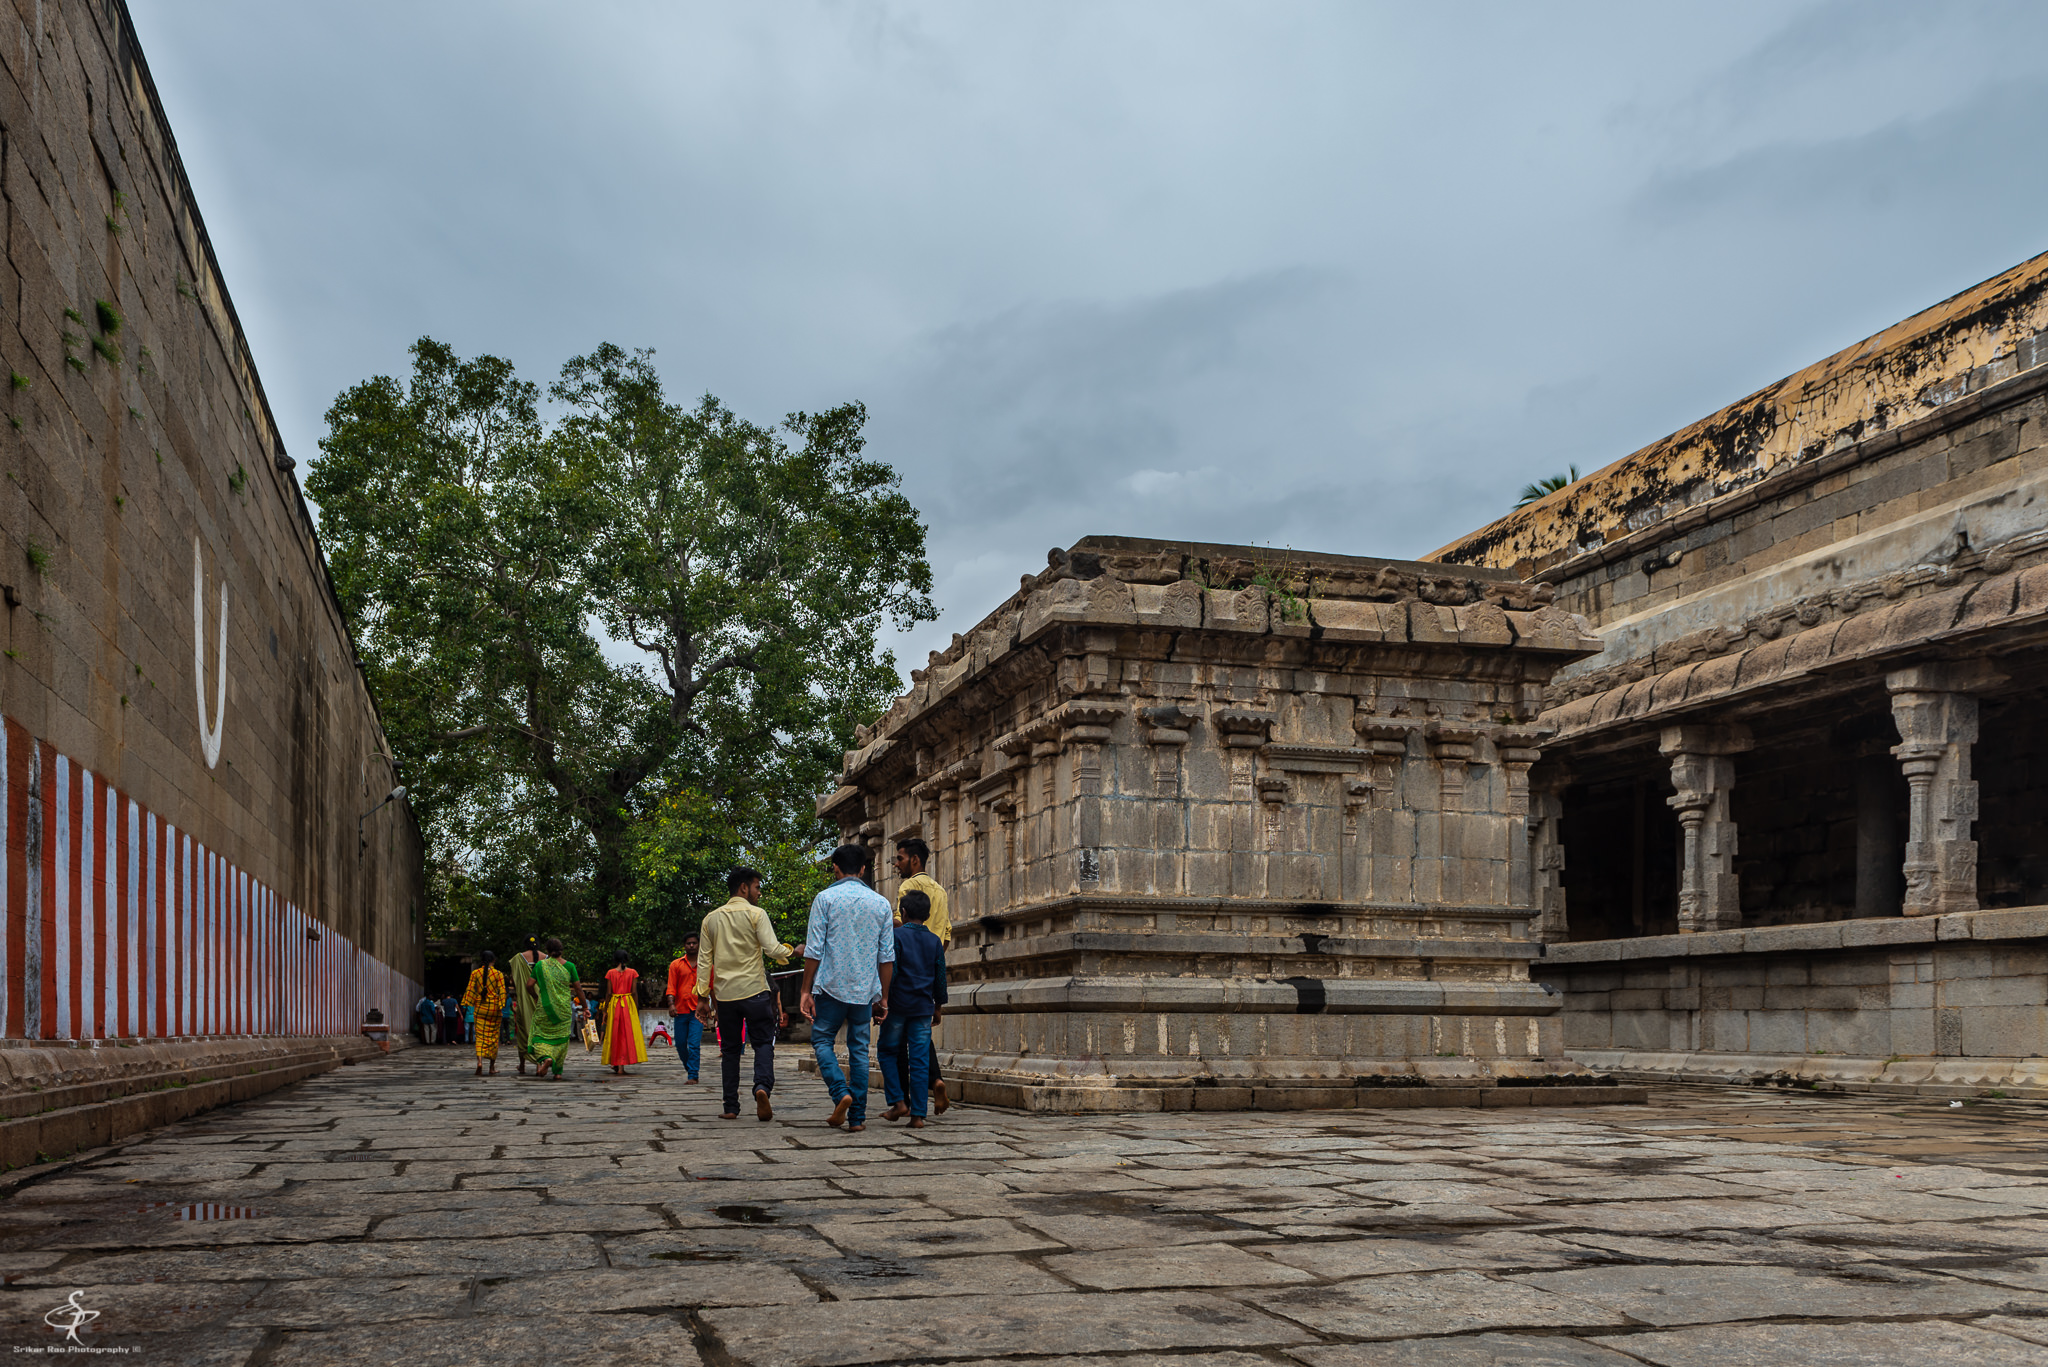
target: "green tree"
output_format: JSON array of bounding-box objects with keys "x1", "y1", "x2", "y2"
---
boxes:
[
  {"x1": 310, "y1": 338, "x2": 934, "y2": 942},
  {"x1": 1514, "y1": 464, "x2": 1580, "y2": 509}
]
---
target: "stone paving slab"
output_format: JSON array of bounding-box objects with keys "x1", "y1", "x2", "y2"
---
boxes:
[
  {"x1": 703, "y1": 1289, "x2": 1313, "y2": 1365},
  {"x1": 0, "y1": 1049, "x2": 2044, "y2": 1363},
  {"x1": 1588, "y1": 1321, "x2": 2045, "y2": 1364}
]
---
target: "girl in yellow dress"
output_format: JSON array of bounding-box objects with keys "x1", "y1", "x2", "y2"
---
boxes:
[
  {"x1": 461, "y1": 950, "x2": 508, "y2": 1077},
  {"x1": 602, "y1": 951, "x2": 648, "y2": 1074}
]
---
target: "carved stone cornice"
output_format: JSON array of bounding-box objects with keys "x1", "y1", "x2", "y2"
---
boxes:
[
  {"x1": 1060, "y1": 701, "x2": 1124, "y2": 732},
  {"x1": 1492, "y1": 723, "x2": 1555, "y2": 768},
  {"x1": 1140, "y1": 703, "x2": 1200, "y2": 746},
  {"x1": 816, "y1": 784, "x2": 863, "y2": 821},
  {"x1": 1261, "y1": 742, "x2": 1374, "y2": 774},
  {"x1": 1213, "y1": 708, "x2": 1276, "y2": 748},
  {"x1": 1425, "y1": 721, "x2": 1486, "y2": 763},
  {"x1": 965, "y1": 765, "x2": 1017, "y2": 802},
  {"x1": 1352, "y1": 716, "x2": 1418, "y2": 757}
]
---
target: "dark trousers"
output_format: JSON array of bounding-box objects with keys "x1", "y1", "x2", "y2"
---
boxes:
[
  {"x1": 891, "y1": 1022, "x2": 944, "y2": 1091},
  {"x1": 717, "y1": 990, "x2": 779, "y2": 1112}
]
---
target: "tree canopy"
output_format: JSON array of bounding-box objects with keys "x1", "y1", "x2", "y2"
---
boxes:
[{"x1": 309, "y1": 338, "x2": 933, "y2": 967}]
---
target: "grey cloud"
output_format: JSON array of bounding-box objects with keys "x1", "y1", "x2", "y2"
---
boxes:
[
  {"x1": 124, "y1": 0, "x2": 2048, "y2": 674},
  {"x1": 1635, "y1": 78, "x2": 2048, "y2": 225}
]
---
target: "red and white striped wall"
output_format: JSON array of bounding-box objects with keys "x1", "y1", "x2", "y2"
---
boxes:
[{"x1": 0, "y1": 715, "x2": 421, "y2": 1040}]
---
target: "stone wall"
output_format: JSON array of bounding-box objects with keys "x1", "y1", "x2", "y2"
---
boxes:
[
  {"x1": 1535, "y1": 906, "x2": 2048, "y2": 1098},
  {"x1": 0, "y1": 0, "x2": 424, "y2": 1044}
]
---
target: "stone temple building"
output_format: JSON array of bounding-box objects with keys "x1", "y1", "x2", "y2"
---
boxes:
[
  {"x1": 828, "y1": 248, "x2": 2048, "y2": 1109},
  {"x1": 820, "y1": 541, "x2": 1629, "y2": 1110},
  {"x1": 1430, "y1": 250, "x2": 2048, "y2": 1098}
]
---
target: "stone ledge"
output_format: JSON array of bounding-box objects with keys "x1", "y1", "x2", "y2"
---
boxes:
[
  {"x1": 952, "y1": 894, "x2": 1539, "y2": 934},
  {"x1": 970, "y1": 931, "x2": 1541, "y2": 965},
  {"x1": 949, "y1": 975, "x2": 1559, "y2": 1017},
  {"x1": 0, "y1": 1036, "x2": 391, "y2": 1170},
  {"x1": 952, "y1": 1076, "x2": 1645, "y2": 1113},
  {"x1": 1563, "y1": 1048, "x2": 2048, "y2": 1100},
  {"x1": 1542, "y1": 905, "x2": 2048, "y2": 966},
  {"x1": 0, "y1": 1033, "x2": 405, "y2": 1100}
]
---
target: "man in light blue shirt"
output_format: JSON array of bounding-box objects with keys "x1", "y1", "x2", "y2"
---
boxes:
[{"x1": 801, "y1": 844, "x2": 896, "y2": 1132}]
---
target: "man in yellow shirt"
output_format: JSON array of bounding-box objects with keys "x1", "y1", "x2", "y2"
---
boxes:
[
  {"x1": 895, "y1": 838, "x2": 951, "y2": 944},
  {"x1": 887, "y1": 838, "x2": 951, "y2": 1117},
  {"x1": 695, "y1": 866, "x2": 794, "y2": 1121}
]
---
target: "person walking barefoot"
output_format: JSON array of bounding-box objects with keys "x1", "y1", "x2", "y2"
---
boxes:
[
  {"x1": 602, "y1": 950, "x2": 648, "y2": 1076},
  {"x1": 878, "y1": 892, "x2": 946, "y2": 1127},
  {"x1": 462, "y1": 950, "x2": 507, "y2": 1077},
  {"x1": 891, "y1": 838, "x2": 952, "y2": 1116},
  {"x1": 801, "y1": 846, "x2": 896, "y2": 1134},
  {"x1": 524, "y1": 938, "x2": 580, "y2": 1080}
]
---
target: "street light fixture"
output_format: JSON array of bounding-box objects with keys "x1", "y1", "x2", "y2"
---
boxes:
[{"x1": 359, "y1": 784, "x2": 407, "y2": 859}]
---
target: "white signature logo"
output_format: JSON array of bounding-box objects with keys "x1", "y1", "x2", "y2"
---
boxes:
[{"x1": 43, "y1": 1289, "x2": 100, "y2": 1344}]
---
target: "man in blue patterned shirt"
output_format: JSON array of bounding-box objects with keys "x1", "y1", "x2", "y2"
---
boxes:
[{"x1": 800, "y1": 845, "x2": 896, "y2": 1132}]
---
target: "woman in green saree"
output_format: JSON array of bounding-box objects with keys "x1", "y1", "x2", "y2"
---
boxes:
[
  {"x1": 507, "y1": 937, "x2": 539, "y2": 1075},
  {"x1": 524, "y1": 937, "x2": 580, "y2": 1079}
]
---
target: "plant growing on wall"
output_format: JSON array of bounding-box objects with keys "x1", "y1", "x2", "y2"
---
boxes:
[
  {"x1": 310, "y1": 338, "x2": 935, "y2": 946},
  {"x1": 91, "y1": 302, "x2": 122, "y2": 366}
]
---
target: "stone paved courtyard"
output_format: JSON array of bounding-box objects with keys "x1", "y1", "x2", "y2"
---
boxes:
[{"x1": 1, "y1": 1049, "x2": 2046, "y2": 1365}]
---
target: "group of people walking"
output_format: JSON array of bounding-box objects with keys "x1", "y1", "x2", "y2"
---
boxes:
[
  {"x1": 412, "y1": 990, "x2": 473, "y2": 1047},
  {"x1": 440, "y1": 838, "x2": 953, "y2": 1130}
]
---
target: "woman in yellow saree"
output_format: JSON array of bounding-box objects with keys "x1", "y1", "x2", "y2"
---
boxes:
[
  {"x1": 524, "y1": 938, "x2": 579, "y2": 1080},
  {"x1": 461, "y1": 950, "x2": 507, "y2": 1077},
  {"x1": 602, "y1": 951, "x2": 648, "y2": 1074}
]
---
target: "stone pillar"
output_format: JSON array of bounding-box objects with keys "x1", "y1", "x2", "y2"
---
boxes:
[
  {"x1": 1355, "y1": 718, "x2": 1415, "y2": 903},
  {"x1": 1341, "y1": 776, "x2": 1373, "y2": 904},
  {"x1": 1887, "y1": 664, "x2": 2002, "y2": 917},
  {"x1": 1140, "y1": 705, "x2": 1196, "y2": 797},
  {"x1": 1061, "y1": 703, "x2": 1121, "y2": 893},
  {"x1": 1528, "y1": 765, "x2": 1569, "y2": 942},
  {"x1": 1659, "y1": 724, "x2": 1753, "y2": 934},
  {"x1": 1425, "y1": 723, "x2": 1482, "y2": 904},
  {"x1": 1215, "y1": 709, "x2": 1275, "y2": 898}
]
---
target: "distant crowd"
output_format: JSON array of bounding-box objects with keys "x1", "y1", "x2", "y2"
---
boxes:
[{"x1": 425, "y1": 838, "x2": 952, "y2": 1130}]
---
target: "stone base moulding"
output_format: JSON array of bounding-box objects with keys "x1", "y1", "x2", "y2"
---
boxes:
[
  {"x1": 1564, "y1": 1049, "x2": 2048, "y2": 1102},
  {"x1": 793, "y1": 1054, "x2": 1645, "y2": 1113},
  {"x1": 947, "y1": 1071, "x2": 1647, "y2": 1113},
  {"x1": 0, "y1": 1034, "x2": 395, "y2": 1171}
]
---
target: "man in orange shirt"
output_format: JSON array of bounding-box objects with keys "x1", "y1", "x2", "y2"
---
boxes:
[{"x1": 664, "y1": 931, "x2": 703, "y2": 1084}]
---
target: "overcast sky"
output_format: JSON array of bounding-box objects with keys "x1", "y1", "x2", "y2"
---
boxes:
[{"x1": 130, "y1": 1, "x2": 2048, "y2": 676}]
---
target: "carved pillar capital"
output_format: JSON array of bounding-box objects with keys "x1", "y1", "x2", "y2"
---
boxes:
[
  {"x1": 1887, "y1": 664, "x2": 1998, "y2": 917},
  {"x1": 1658, "y1": 724, "x2": 1750, "y2": 934}
]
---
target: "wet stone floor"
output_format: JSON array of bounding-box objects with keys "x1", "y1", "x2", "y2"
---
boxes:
[{"x1": 1, "y1": 1049, "x2": 2046, "y2": 1365}]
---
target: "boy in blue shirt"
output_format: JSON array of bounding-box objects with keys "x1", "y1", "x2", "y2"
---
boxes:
[{"x1": 879, "y1": 891, "x2": 948, "y2": 1127}]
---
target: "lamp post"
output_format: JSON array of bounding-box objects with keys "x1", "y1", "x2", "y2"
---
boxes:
[{"x1": 359, "y1": 785, "x2": 407, "y2": 859}]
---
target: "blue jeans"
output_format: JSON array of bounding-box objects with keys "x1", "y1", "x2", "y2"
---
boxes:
[
  {"x1": 809, "y1": 994, "x2": 872, "y2": 1125},
  {"x1": 878, "y1": 1014, "x2": 932, "y2": 1117},
  {"x1": 672, "y1": 1013, "x2": 703, "y2": 1079}
]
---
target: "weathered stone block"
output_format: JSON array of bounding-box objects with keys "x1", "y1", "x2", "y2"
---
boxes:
[
  {"x1": 1958, "y1": 1005, "x2": 2048, "y2": 1058},
  {"x1": 1937, "y1": 976, "x2": 2048, "y2": 1009},
  {"x1": 1841, "y1": 917, "x2": 1937, "y2": 948}
]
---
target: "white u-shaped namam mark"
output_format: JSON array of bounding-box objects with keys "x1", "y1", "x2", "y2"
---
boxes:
[{"x1": 193, "y1": 536, "x2": 227, "y2": 769}]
